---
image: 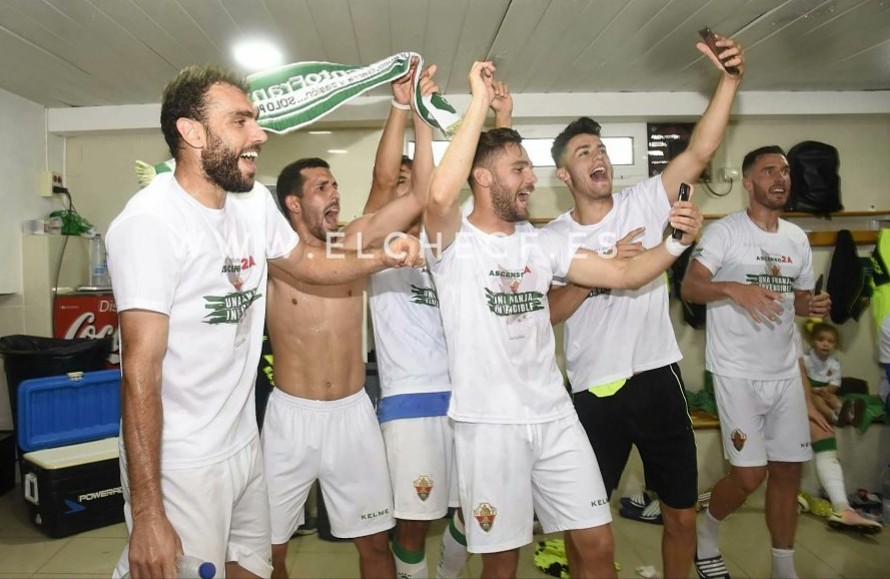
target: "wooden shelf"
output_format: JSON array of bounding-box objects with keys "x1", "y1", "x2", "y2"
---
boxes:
[
  {"x1": 527, "y1": 217, "x2": 883, "y2": 246},
  {"x1": 530, "y1": 210, "x2": 890, "y2": 226},
  {"x1": 704, "y1": 209, "x2": 890, "y2": 220},
  {"x1": 807, "y1": 230, "x2": 878, "y2": 247}
]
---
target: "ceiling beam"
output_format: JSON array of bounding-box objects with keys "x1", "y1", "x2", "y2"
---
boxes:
[{"x1": 47, "y1": 90, "x2": 890, "y2": 136}]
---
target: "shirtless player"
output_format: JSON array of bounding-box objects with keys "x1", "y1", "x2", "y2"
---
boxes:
[{"x1": 261, "y1": 63, "x2": 437, "y2": 579}]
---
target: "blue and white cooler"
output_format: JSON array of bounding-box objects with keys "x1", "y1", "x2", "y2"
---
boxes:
[{"x1": 17, "y1": 369, "x2": 124, "y2": 538}]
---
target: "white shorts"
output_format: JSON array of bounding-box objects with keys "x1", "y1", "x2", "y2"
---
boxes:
[
  {"x1": 454, "y1": 415, "x2": 612, "y2": 554},
  {"x1": 712, "y1": 374, "x2": 813, "y2": 467},
  {"x1": 381, "y1": 416, "x2": 458, "y2": 520},
  {"x1": 114, "y1": 436, "x2": 272, "y2": 579},
  {"x1": 262, "y1": 388, "x2": 394, "y2": 543}
]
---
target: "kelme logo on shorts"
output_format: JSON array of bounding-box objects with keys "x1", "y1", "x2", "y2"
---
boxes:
[
  {"x1": 731, "y1": 428, "x2": 747, "y2": 452},
  {"x1": 361, "y1": 508, "x2": 390, "y2": 520},
  {"x1": 414, "y1": 475, "x2": 433, "y2": 502},
  {"x1": 591, "y1": 498, "x2": 609, "y2": 507},
  {"x1": 473, "y1": 502, "x2": 497, "y2": 532}
]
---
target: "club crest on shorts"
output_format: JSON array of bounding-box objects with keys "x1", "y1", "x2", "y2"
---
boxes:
[
  {"x1": 413, "y1": 475, "x2": 433, "y2": 501},
  {"x1": 473, "y1": 502, "x2": 497, "y2": 532},
  {"x1": 731, "y1": 428, "x2": 747, "y2": 452}
]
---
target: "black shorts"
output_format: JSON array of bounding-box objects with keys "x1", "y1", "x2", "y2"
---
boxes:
[{"x1": 572, "y1": 363, "x2": 698, "y2": 509}]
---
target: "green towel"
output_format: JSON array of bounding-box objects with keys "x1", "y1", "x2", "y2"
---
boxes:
[
  {"x1": 840, "y1": 393, "x2": 885, "y2": 433},
  {"x1": 533, "y1": 538, "x2": 621, "y2": 578}
]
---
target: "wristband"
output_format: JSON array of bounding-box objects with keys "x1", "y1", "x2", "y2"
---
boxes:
[
  {"x1": 599, "y1": 245, "x2": 618, "y2": 260},
  {"x1": 664, "y1": 236, "x2": 689, "y2": 257},
  {"x1": 391, "y1": 99, "x2": 411, "y2": 111}
]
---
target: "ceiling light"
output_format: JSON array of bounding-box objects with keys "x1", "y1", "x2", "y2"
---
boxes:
[
  {"x1": 233, "y1": 40, "x2": 284, "y2": 72},
  {"x1": 327, "y1": 149, "x2": 348, "y2": 154},
  {"x1": 309, "y1": 130, "x2": 333, "y2": 135}
]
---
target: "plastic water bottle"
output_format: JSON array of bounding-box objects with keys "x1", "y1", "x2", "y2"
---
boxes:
[
  {"x1": 121, "y1": 555, "x2": 215, "y2": 578},
  {"x1": 89, "y1": 233, "x2": 110, "y2": 288},
  {"x1": 882, "y1": 462, "x2": 890, "y2": 525},
  {"x1": 176, "y1": 556, "x2": 216, "y2": 579}
]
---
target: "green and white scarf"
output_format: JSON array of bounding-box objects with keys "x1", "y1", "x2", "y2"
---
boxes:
[
  {"x1": 136, "y1": 52, "x2": 459, "y2": 186},
  {"x1": 249, "y1": 51, "x2": 460, "y2": 136}
]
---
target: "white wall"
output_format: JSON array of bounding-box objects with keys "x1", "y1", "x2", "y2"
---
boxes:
[
  {"x1": 0, "y1": 88, "x2": 65, "y2": 429},
  {"x1": 0, "y1": 88, "x2": 63, "y2": 293},
  {"x1": 63, "y1": 110, "x2": 890, "y2": 392}
]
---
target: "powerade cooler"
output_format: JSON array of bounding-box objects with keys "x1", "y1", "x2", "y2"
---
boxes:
[{"x1": 17, "y1": 369, "x2": 124, "y2": 538}]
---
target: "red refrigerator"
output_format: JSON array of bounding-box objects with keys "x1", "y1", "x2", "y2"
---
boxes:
[{"x1": 52, "y1": 293, "x2": 120, "y2": 367}]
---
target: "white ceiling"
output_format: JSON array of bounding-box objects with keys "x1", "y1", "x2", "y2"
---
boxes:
[{"x1": 1, "y1": 0, "x2": 888, "y2": 109}]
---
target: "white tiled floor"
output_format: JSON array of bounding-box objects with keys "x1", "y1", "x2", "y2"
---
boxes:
[{"x1": 1, "y1": 486, "x2": 888, "y2": 578}]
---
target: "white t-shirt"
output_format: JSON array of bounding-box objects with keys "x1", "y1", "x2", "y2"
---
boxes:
[
  {"x1": 803, "y1": 349, "x2": 841, "y2": 387},
  {"x1": 368, "y1": 266, "x2": 451, "y2": 397},
  {"x1": 107, "y1": 173, "x2": 298, "y2": 469},
  {"x1": 693, "y1": 211, "x2": 815, "y2": 380},
  {"x1": 544, "y1": 176, "x2": 681, "y2": 391},
  {"x1": 426, "y1": 218, "x2": 579, "y2": 424}
]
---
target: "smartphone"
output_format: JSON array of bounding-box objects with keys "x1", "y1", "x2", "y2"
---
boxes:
[
  {"x1": 814, "y1": 274, "x2": 824, "y2": 295},
  {"x1": 698, "y1": 27, "x2": 740, "y2": 75},
  {"x1": 672, "y1": 183, "x2": 691, "y2": 240}
]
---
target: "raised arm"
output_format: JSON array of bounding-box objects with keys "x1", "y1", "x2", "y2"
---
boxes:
[
  {"x1": 490, "y1": 80, "x2": 513, "y2": 129},
  {"x1": 661, "y1": 34, "x2": 745, "y2": 202},
  {"x1": 119, "y1": 310, "x2": 182, "y2": 579},
  {"x1": 565, "y1": 203, "x2": 701, "y2": 290},
  {"x1": 363, "y1": 59, "x2": 417, "y2": 215},
  {"x1": 424, "y1": 61, "x2": 495, "y2": 254},
  {"x1": 350, "y1": 65, "x2": 441, "y2": 249},
  {"x1": 410, "y1": 66, "x2": 437, "y2": 208}
]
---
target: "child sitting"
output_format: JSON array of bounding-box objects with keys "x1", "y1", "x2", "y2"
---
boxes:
[{"x1": 803, "y1": 321, "x2": 862, "y2": 425}]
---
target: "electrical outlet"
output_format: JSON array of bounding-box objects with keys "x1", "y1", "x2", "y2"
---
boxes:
[
  {"x1": 52, "y1": 172, "x2": 64, "y2": 189},
  {"x1": 720, "y1": 167, "x2": 740, "y2": 182},
  {"x1": 38, "y1": 170, "x2": 53, "y2": 197}
]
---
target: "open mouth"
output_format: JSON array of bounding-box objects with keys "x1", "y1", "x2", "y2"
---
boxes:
[
  {"x1": 517, "y1": 191, "x2": 530, "y2": 206},
  {"x1": 323, "y1": 205, "x2": 340, "y2": 228},
  {"x1": 239, "y1": 150, "x2": 258, "y2": 171},
  {"x1": 590, "y1": 166, "x2": 608, "y2": 182}
]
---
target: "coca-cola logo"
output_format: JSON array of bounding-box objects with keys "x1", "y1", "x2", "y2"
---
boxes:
[{"x1": 63, "y1": 312, "x2": 121, "y2": 365}]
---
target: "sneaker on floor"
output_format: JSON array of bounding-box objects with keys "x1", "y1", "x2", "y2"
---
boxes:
[
  {"x1": 620, "y1": 498, "x2": 663, "y2": 525},
  {"x1": 849, "y1": 488, "x2": 883, "y2": 517},
  {"x1": 695, "y1": 553, "x2": 730, "y2": 579},
  {"x1": 294, "y1": 516, "x2": 318, "y2": 536},
  {"x1": 799, "y1": 491, "x2": 832, "y2": 518},
  {"x1": 797, "y1": 492, "x2": 810, "y2": 513},
  {"x1": 620, "y1": 490, "x2": 652, "y2": 510},
  {"x1": 827, "y1": 508, "x2": 883, "y2": 534}
]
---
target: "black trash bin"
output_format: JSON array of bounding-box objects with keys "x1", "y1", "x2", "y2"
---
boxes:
[{"x1": 0, "y1": 335, "x2": 112, "y2": 432}]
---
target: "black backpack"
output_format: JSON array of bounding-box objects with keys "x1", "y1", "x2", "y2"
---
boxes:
[
  {"x1": 827, "y1": 229, "x2": 871, "y2": 324},
  {"x1": 785, "y1": 141, "x2": 843, "y2": 214}
]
